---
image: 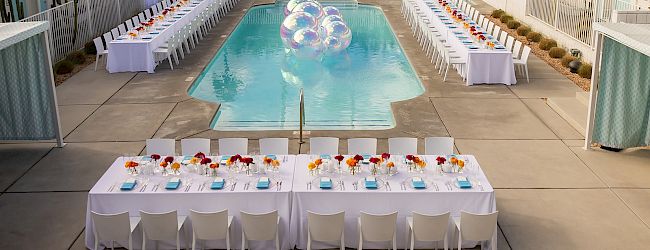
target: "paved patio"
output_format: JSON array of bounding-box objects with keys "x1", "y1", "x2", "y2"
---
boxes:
[{"x1": 1, "y1": 0, "x2": 649, "y2": 249}]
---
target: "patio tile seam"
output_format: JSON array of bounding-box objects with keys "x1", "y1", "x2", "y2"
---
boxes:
[
  {"x1": 61, "y1": 105, "x2": 101, "y2": 139},
  {"x1": 610, "y1": 189, "x2": 650, "y2": 229},
  {"x1": 1, "y1": 147, "x2": 54, "y2": 193},
  {"x1": 67, "y1": 228, "x2": 85, "y2": 250},
  {"x1": 497, "y1": 223, "x2": 514, "y2": 250},
  {"x1": 140, "y1": 102, "x2": 181, "y2": 155}
]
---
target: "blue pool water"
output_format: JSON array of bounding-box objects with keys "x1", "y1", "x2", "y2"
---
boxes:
[{"x1": 188, "y1": 5, "x2": 424, "y2": 130}]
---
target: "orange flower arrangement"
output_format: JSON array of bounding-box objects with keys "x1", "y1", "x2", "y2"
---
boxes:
[
  {"x1": 314, "y1": 158, "x2": 323, "y2": 166},
  {"x1": 345, "y1": 158, "x2": 357, "y2": 168},
  {"x1": 160, "y1": 161, "x2": 168, "y2": 168},
  {"x1": 458, "y1": 160, "x2": 465, "y2": 168},
  {"x1": 209, "y1": 163, "x2": 219, "y2": 169},
  {"x1": 271, "y1": 160, "x2": 280, "y2": 167},
  {"x1": 386, "y1": 162, "x2": 395, "y2": 168},
  {"x1": 124, "y1": 161, "x2": 139, "y2": 168},
  {"x1": 171, "y1": 162, "x2": 181, "y2": 171},
  {"x1": 189, "y1": 157, "x2": 200, "y2": 165},
  {"x1": 307, "y1": 162, "x2": 317, "y2": 170},
  {"x1": 263, "y1": 157, "x2": 273, "y2": 166},
  {"x1": 413, "y1": 156, "x2": 426, "y2": 168}
]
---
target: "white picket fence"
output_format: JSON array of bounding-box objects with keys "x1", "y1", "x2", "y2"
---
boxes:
[
  {"x1": 21, "y1": 0, "x2": 161, "y2": 62},
  {"x1": 526, "y1": 0, "x2": 640, "y2": 45}
]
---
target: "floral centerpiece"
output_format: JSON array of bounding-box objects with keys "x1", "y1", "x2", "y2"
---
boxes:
[
  {"x1": 209, "y1": 163, "x2": 219, "y2": 176},
  {"x1": 241, "y1": 157, "x2": 254, "y2": 176},
  {"x1": 346, "y1": 157, "x2": 359, "y2": 175},
  {"x1": 200, "y1": 157, "x2": 212, "y2": 176},
  {"x1": 334, "y1": 155, "x2": 344, "y2": 173},
  {"x1": 170, "y1": 162, "x2": 181, "y2": 175},
  {"x1": 449, "y1": 156, "x2": 466, "y2": 173},
  {"x1": 413, "y1": 156, "x2": 426, "y2": 173},
  {"x1": 369, "y1": 157, "x2": 381, "y2": 175},
  {"x1": 124, "y1": 160, "x2": 139, "y2": 175},
  {"x1": 160, "y1": 156, "x2": 173, "y2": 176}
]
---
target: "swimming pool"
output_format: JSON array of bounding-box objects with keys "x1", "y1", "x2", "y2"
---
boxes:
[{"x1": 188, "y1": 4, "x2": 424, "y2": 130}]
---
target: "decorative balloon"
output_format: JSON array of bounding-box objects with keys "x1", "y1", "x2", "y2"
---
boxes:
[{"x1": 281, "y1": 0, "x2": 352, "y2": 59}]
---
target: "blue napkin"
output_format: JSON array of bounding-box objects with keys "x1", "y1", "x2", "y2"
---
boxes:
[
  {"x1": 495, "y1": 45, "x2": 506, "y2": 49},
  {"x1": 120, "y1": 178, "x2": 137, "y2": 191},
  {"x1": 319, "y1": 154, "x2": 331, "y2": 160},
  {"x1": 457, "y1": 36, "x2": 469, "y2": 40},
  {"x1": 162, "y1": 24, "x2": 171, "y2": 26},
  {"x1": 156, "y1": 28, "x2": 165, "y2": 31},
  {"x1": 319, "y1": 177, "x2": 332, "y2": 189},
  {"x1": 149, "y1": 32, "x2": 160, "y2": 35},
  {"x1": 210, "y1": 177, "x2": 225, "y2": 190},
  {"x1": 487, "y1": 35, "x2": 494, "y2": 39},
  {"x1": 142, "y1": 37, "x2": 152, "y2": 40},
  {"x1": 468, "y1": 46, "x2": 479, "y2": 49},
  {"x1": 457, "y1": 176, "x2": 472, "y2": 189},
  {"x1": 220, "y1": 155, "x2": 231, "y2": 165},
  {"x1": 443, "y1": 22, "x2": 453, "y2": 25},
  {"x1": 365, "y1": 177, "x2": 377, "y2": 189},
  {"x1": 448, "y1": 25, "x2": 458, "y2": 29},
  {"x1": 141, "y1": 155, "x2": 152, "y2": 161},
  {"x1": 257, "y1": 177, "x2": 270, "y2": 189},
  {"x1": 361, "y1": 154, "x2": 371, "y2": 164},
  {"x1": 165, "y1": 177, "x2": 181, "y2": 190},
  {"x1": 453, "y1": 31, "x2": 463, "y2": 34},
  {"x1": 266, "y1": 154, "x2": 277, "y2": 160},
  {"x1": 462, "y1": 41, "x2": 473, "y2": 44},
  {"x1": 411, "y1": 177, "x2": 426, "y2": 189}
]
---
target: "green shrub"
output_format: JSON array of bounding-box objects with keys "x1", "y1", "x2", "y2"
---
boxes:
[
  {"x1": 539, "y1": 38, "x2": 557, "y2": 50},
  {"x1": 54, "y1": 60, "x2": 75, "y2": 75},
  {"x1": 561, "y1": 55, "x2": 576, "y2": 67},
  {"x1": 549, "y1": 47, "x2": 566, "y2": 58},
  {"x1": 506, "y1": 20, "x2": 521, "y2": 29},
  {"x1": 491, "y1": 9, "x2": 505, "y2": 18},
  {"x1": 516, "y1": 26, "x2": 531, "y2": 36},
  {"x1": 500, "y1": 14, "x2": 514, "y2": 24},
  {"x1": 66, "y1": 51, "x2": 86, "y2": 64},
  {"x1": 526, "y1": 32, "x2": 542, "y2": 42},
  {"x1": 578, "y1": 63, "x2": 592, "y2": 79},
  {"x1": 84, "y1": 41, "x2": 97, "y2": 55}
]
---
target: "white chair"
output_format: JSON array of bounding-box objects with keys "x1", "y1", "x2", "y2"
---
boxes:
[
  {"x1": 498, "y1": 31, "x2": 508, "y2": 45},
  {"x1": 511, "y1": 40, "x2": 523, "y2": 59},
  {"x1": 117, "y1": 24, "x2": 127, "y2": 35},
  {"x1": 240, "y1": 211, "x2": 280, "y2": 250},
  {"x1": 126, "y1": 20, "x2": 134, "y2": 31},
  {"x1": 454, "y1": 211, "x2": 499, "y2": 250},
  {"x1": 110, "y1": 28, "x2": 119, "y2": 40},
  {"x1": 347, "y1": 138, "x2": 377, "y2": 155},
  {"x1": 131, "y1": 16, "x2": 140, "y2": 27},
  {"x1": 486, "y1": 21, "x2": 494, "y2": 35},
  {"x1": 102, "y1": 32, "x2": 113, "y2": 44},
  {"x1": 406, "y1": 212, "x2": 450, "y2": 250},
  {"x1": 307, "y1": 211, "x2": 345, "y2": 250},
  {"x1": 491, "y1": 25, "x2": 501, "y2": 38},
  {"x1": 358, "y1": 212, "x2": 397, "y2": 250},
  {"x1": 93, "y1": 37, "x2": 108, "y2": 71},
  {"x1": 140, "y1": 211, "x2": 187, "y2": 250},
  {"x1": 144, "y1": 9, "x2": 152, "y2": 20},
  {"x1": 189, "y1": 209, "x2": 233, "y2": 250},
  {"x1": 388, "y1": 137, "x2": 418, "y2": 155},
  {"x1": 477, "y1": 15, "x2": 485, "y2": 27},
  {"x1": 146, "y1": 138, "x2": 176, "y2": 156},
  {"x1": 138, "y1": 13, "x2": 146, "y2": 23},
  {"x1": 481, "y1": 17, "x2": 490, "y2": 29},
  {"x1": 91, "y1": 211, "x2": 140, "y2": 250},
  {"x1": 505, "y1": 36, "x2": 515, "y2": 51},
  {"x1": 259, "y1": 138, "x2": 289, "y2": 155},
  {"x1": 441, "y1": 47, "x2": 466, "y2": 82},
  {"x1": 218, "y1": 138, "x2": 248, "y2": 155},
  {"x1": 309, "y1": 137, "x2": 339, "y2": 155},
  {"x1": 513, "y1": 46, "x2": 531, "y2": 83},
  {"x1": 181, "y1": 138, "x2": 211, "y2": 156},
  {"x1": 424, "y1": 137, "x2": 454, "y2": 155}
]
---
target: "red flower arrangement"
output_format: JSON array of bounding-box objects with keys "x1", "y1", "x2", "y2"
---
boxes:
[
  {"x1": 229, "y1": 154, "x2": 242, "y2": 162},
  {"x1": 162, "y1": 10, "x2": 169, "y2": 15},
  {"x1": 135, "y1": 27, "x2": 144, "y2": 32},
  {"x1": 164, "y1": 156, "x2": 174, "y2": 163},
  {"x1": 194, "y1": 152, "x2": 206, "y2": 159},
  {"x1": 334, "y1": 155, "x2": 344, "y2": 162},
  {"x1": 241, "y1": 157, "x2": 254, "y2": 165},
  {"x1": 353, "y1": 154, "x2": 364, "y2": 161},
  {"x1": 151, "y1": 154, "x2": 161, "y2": 161},
  {"x1": 200, "y1": 158, "x2": 212, "y2": 165},
  {"x1": 381, "y1": 153, "x2": 391, "y2": 160},
  {"x1": 209, "y1": 163, "x2": 219, "y2": 169},
  {"x1": 435, "y1": 156, "x2": 447, "y2": 165},
  {"x1": 369, "y1": 157, "x2": 380, "y2": 164},
  {"x1": 406, "y1": 154, "x2": 415, "y2": 161}
]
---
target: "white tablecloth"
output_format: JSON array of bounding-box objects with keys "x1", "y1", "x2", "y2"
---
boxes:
[
  {"x1": 289, "y1": 154, "x2": 496, "y2": 249},
  {"x1": 422, "y1": 0, "x2": 517, "y2": 86},
  {"x1": 107, "y1": 0, "x2": 210, "y2": 73},
  {"x1": 85, "y1": 155, "x2": 295, "y2": 249}
]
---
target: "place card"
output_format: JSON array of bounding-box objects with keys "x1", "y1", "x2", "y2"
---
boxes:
[
  {"x1": 211, "y1": 177, "x2": 225, "y2": 189},
  {"x1": 320, "y1": 177, "x2": 332, "y2": 189},
  {"x1": 165, "y1": 177, "x2": 181, "y2": 190},
  {"x1": 120, "y1": 178, "x2": 137, "y2": 191}
]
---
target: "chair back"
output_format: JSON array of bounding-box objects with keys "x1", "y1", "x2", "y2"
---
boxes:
[
  {"x1": 477, "y1": 15, "x2": 484, "y2": 26},
  {"x1": 189, "y1": 209, "x2": 229, "y2": 240},
  {"x1": 118, "y1": 24, "x2": 127, "y2": 35},
  {"x1": 240, "y1": 211, "x2": 278, "y2": 241},
  {"x1": 138, "y1": 13, "x2": 146, "y2": 23},
  {"x1": 360, "y1": 212, "x2": 397, "y2": 242},
  {"x1": 218, "y1": 138, "x2": 248, "y2": 155},
  {"x1": 486, "y1": 21, "x2": 494, "y2": 35},
  {"x1": 126, "y1": 20, "x2": 134, "y2": 30},
  {"x1": 259, "y1": 138, "x2": 289, "y2": 155},
  {"x1": 512, "y1": 40, "x2": 523, "y2": 59},
  {"x1": 492, "y1": 25, "x2": 501, "y2": 37},
  {"x1": 146, "y1": 138, "x2": 176, "y2": 156},
  {"x1": 388, "y1": 137, "x2": 417, "y2": 155},
  {"x1": 520, "y1": 46, "x2": 532, "y2": 63},
  {"x1": 102, "y1": 32, "x2": 113, "y2": 46},
  {"x1": 412, "y1": 212, "x2": 449, "y2": 241},
  {"x1": 307, "y1": 211, "x2": 345, "y2": 242},
  {"x1": 347, "y1": 138, "x2": 377, "y2": 155},
  {"x1": 181, "y1": 138, "x2": 211, "y2": 156},
  {"x1": 92, "y1": 211, "x2": 130, "y2": 241},
  {"x1": 140, "y1": 211, "x2": 179, "y2": 241},
  {"x1": 459, "y1": 211, "x2": 499, "y2": 241},
  {"x1": 111, "y1": 28, "x2": 119, "y2": 39},
  {"x1": 309, "y1": 137, "x2": 339, "y2": 155},
  {"x1": 499, "y1": 31, "x2": 508, "y2": 45},
  {"x1": 481, "y1": 17, "x2": 489, "y2": 28},
  {"x1": 131, "y1": 16, "x2": 140, "y2": 27},
  {"x1": 505, "y1": 36, "x2": 515, "y2": 51},
  {"x1": 145, "y1": 9, "x2": 152, "y2": 20},
  {"x1": 93, "y1": 37, "x2": 105, "y2": 54},
  {"x1": 424, "y1": 137, "x2": 454, "y2": 155}
]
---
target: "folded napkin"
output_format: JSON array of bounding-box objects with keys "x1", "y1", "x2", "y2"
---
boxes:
[
  {"x1": 365, "y1": 177, "x2": 378, "y2": 189},
  {"x1": 361, "y1": 154, "x2": 372, "y2": 164},
  {"x1": 266, "y1": 154, "x2": 277, "y2": 160},
  {"x1": 462, "y1": 41, "x2": 473, "y2": 44},
  {"x1": 220, "y1": 155, "x2": 231, "y2": 165},
  {"x1": 165, "y1": 177, "x2": 181, "y2": 190},
  {"x1": 468, "y1": 46, "x2": 479, "y2": 49},
  {"x1": 457, "y1": 36, "x2": 469, "y2": 40},
  {"x1": 456, "y1": 176, "x2": 472, "y2": 189},
  {"x1": 120, "y1": 178, "x2": 137, "y2": 191},
  {"x1": 495, "y1": 45, "x2": 506, "y2": 49},
  {"x1": 411, "y1": 177, "x2": 426, "y2": 189},
  {"x1": 453, "y1": 31, "x2": 464, "y2": 34},
  {"x1": 257, "y1": 177, "x2": 270, "y2": 189},
  {"x1": 149, "y1": 32, "x2": 160, "y2": 35},
  {"x1": 142, "y1": 37, "x2": 153, "y2": 40},
  {"x1": 162, "y1": 24, "x2": 172, "y2": 26},
  {"x1": 443, "y1": 22, "x2": 453, "y2": 25},
  {"x1": 156, "y1": 28, "x2": 165, "y2": 31},
  {"x1": 320, "y1": 177, "x2": 332, "y2": 189},
  {"x1": 319, "y1": 154, "x2": 331, "y2": 160},
  {"x1": 210, "y1": 177, "x2": 225, "y2": 190},
  {"x1": 448, "y1": 25, "x2": 458, "y2": 29}
]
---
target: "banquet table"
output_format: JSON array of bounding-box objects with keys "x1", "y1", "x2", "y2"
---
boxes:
[
  {"x1": 421, "y1": 0, "x2": 517, "y2": 86},
  {"x1": 85, "y1": 155, "x2": 295, "y2": 249},
  {"x1": 289, "y1": 154, "x2": 497, "y2": 249},
  {"x1": 107, "y1": 0, "x2": 210, "y2": 73}
]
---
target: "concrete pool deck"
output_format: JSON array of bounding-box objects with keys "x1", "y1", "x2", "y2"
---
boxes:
[{"x1": 1, "y1": 0, "x2": 649, "y2": 249}]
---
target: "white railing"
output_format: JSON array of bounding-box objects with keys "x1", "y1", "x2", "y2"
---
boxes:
[
  {"x1": 526, "y1": 0, "x2": 638, "y2": 45},
  {"x1": 275, "y1": 0, "x2": 358, "y2": 8},
  {"x1": 20, "y1": 0, "x2": 161, "y2": 62}
]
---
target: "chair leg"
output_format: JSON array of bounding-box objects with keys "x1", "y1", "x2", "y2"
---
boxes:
[
  {"x1": 192, "y1": 233, "x2": 196, "y2": 250},
  {"x1": 458, "y1": 232, "x2": 462, "y2": 250},
  {"x1": 392, "y1": 232, "x2": 397, "y2": 250},
  {"x1": 525, "y1": 65, "x2": 530, "y2": 83},
  {"x1": 142, "y1": 231, "x2": 146, "y2": 250},
  {"x1": 307, "y1": 233, "x2": 312, "y2": 250},
  {"x1": 340, "y1": 231, "x2": 345, "y2": 250},
  {"x1": 94, "y1": 238, "x2": 99, "y2": 250},
  {"x1": 275, "y1": 231, "x2": 280, "y2": 250},
  {"x1": 226, "y1": 228, "x2": 230, "y2": 250},
  {"x1": 405, "y1": 223, "x2": 409, "y2": 250},
  {"x1": 167, "y1": 55, "x2": 174, "y2": 70},
  {"x1": 94, "y1": 54, "x2": 100, "y2": 71},
  {"x1": 176, "y1": 231, "x2": 180, "y2": 250},
  {"x1": 241, "y1": 230, "x2": 246, "y2": 250}
]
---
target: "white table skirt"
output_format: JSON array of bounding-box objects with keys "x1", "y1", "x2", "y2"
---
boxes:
[
  {"x1": 421, "y1": 0, "x2": 517, "y2": 85},
  {"x1": 289, "y1": 155, "x2": 497, "y2": 249},
  {"x1": 85, "y1": 155, "x2": 295, "y2": 249},
  {"x1": 107, "y1": 0, "x2": 212, "y2": 73}
]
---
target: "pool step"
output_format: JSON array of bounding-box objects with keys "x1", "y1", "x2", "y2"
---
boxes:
[{"x1": 213, "y1": 119, "x2": 393, "y2": 131}]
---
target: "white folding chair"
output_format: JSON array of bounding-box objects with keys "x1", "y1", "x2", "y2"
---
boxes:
[
  {"x1": 131, "y1": 16, "x2": 140, "y2": 26},
  {"x1": 454, "y1": 211, "x2": 499, "y2": 250},
  {"x1": 126, "y1": 20, "x2": 134, "y2": 31},
  {"x1": 441, "y1": 47, "x2": 467, "y2": 82},
  {"x1": 189, "y1": 209, "x2": 233, "y2": 250},
  {"x1": 514, "y1": 46, "x2": 531, "y2": 83},
  {"x1": 93, "y1": 37, "x2": 108, "y2": 71},
  {"x1": 110, "y1": 28, "x2": 120, "y2": 40},
  {"x1": 511, "y1": 40, "x2": 523, "y2": 59},
  {"x1": 218, "y1": 138, "x2": 248, "y2": 155},
  {"x1": 424, "y1": 137, "x2": 454, "y2": 155},
  {"x1": 146, "y1": 138, "x2": 176, "y2": 156},
  {"x1": 117, "y1": 24, "x2": 127, "y2": 35},
  {"x1": 181, "y1": 138, "x2": 211, "y2": 156},
  {"x1": 388, "y1": 137, "x2": 418, "y2": 155},
  {"x1": 138, "y1": 13, "x2": 146, "y2": 23},
  {"x1": 309, "y1": 137, "x2": 339, "y2": 155},
  {"x1": 347, "y1": 138, "x2": 377, "y2": 155},
  {"x1": 406, "y1": 212, "x2": 450, "y2": 250},
  {"x1": 486, "y1": 21, "x2": 494, "y2": 35},
  {"x1": 154, "y1": 34, "x2": 180, "y2": 70},
  {"x1": 259, "y1": 138, "x2": 289, "y2": 155},
  {"x1": 240, "y1": 211, "x2": 280, "y2": 250},
  {"x1": 492, "y1": 25, "x2": 501, "y2": 38},
  {"x1": 307, "y1": 211, "x2": 345, "y2": 250},
  {"x1": 505, "y1": 36, "x2": 515, "y2": 51},
  {"x1": 91, "y1": 211, "x2": 140, "y2": 250},
  {"x1": 145, "y1": 9, "x2": 152, "y2": 20},
  {"x1": 102, "y1": 32, "x2": 113, "y2": 44},
  {"x1": 140, "y1": 211, "x2": 187, "y2": 250},
  {"x1": 477, "y1": 15, "x2": 485, "y2": 27},
  {"x1": 481, "y1": 17, "x2": 490, "y2": 29},
  {"x1": 358, "y1": 212, "x2": 398, "y2": 250},
  {"x1": 498, "y1": 31, "x2": 508, "y2": 45}
]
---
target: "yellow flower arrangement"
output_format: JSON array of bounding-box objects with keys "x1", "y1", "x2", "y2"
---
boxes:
[
  {"x1": 307, "y1": 162, "x2": 317, "y2": 170},
  {"x1": 458, "y1": 160, "x2": 465, "y2": 168},
  {"x1": 386, "y1": 162, "x2": 395, "y2": 168},
  {"x1": 189, "y1": 157, "x2": 200, "y2": 165},
  {"x1": 271, "y1": 159, "x2": 280, "y2": 167},
  {"x1": 171, "y1": 162, "x2": 181, "y2": 170}
]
